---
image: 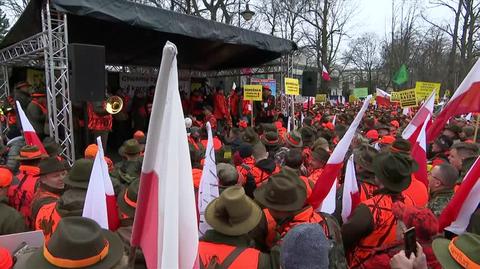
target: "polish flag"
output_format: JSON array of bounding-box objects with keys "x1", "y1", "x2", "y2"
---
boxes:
[
  {"x1": 15, "y1": 101, "x2": 47, "y2": 154},
  {"x1": 131, "y1": 42, "x2": 198, "y2": 269},
  {"x1": 341, "y1": 154, "x2": 360, "y2": 222},
  {"x1": 410, "y1": 114, "x2": 431, "y2": 187},
  {"x1": 439, "y1": 156, "x2": 480, "y2": 234},
  {"x1": 402, "y1": 91, "x2": 435, "y2": 144},
  {"x1": 332, "y1": 115, "x2": 337, "y2": 126},
  {"x1": 322, "y1": 65, "x2": 331, "y2": 81},
  {"x1": 309, "y1": 95, "x2": 372, "y2": 211},
  {"x1": 427, "y1": 59, "x2": 480, "y2": 142},
  {"x1": 198, "y1": 121, "x2": 219, "y2": 236},
  {"x1": 376, "y1": 88, "x2": 392, "y2": 107},
  {"x1": 82, "y1": 137, "x2": 119, "y2": 230}
]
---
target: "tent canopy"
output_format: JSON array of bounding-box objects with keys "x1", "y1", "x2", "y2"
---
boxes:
[{"x1": 1, "y1": 0, "x2": 297, "y2": 70}]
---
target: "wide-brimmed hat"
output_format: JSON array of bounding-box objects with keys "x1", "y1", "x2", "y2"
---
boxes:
[
  {"x1": 63, "y1": 159, "x2": 94, "y2": 189},
  {"x1": 15, "y1": 81, "x2": 30, "y2": 90},
  {"x1": 353, "y1": 145, "x2": 378, "y2": 173},
  {"x1": 390, "y1": 139, "x2": 419, "y2": 171},
  {"x1": 119, "y1": 139, "x2": 144, "y2": 156},
  {"x1": 372, "y1": 152, "x2": 414, "y2": 193},
  {"x1": 242, "y1": 127, "x2": 260, "y2": 144},
  {"x1": 39, "y1": 157, "x2": 66, "y2": 176},
  {"x1": 283, "y1": 131, "x2": 303, "y2": 148},
  {"x1": 205, "y1": 186, "x2": 262, "y2": 236},
  {"x1": 118, "y1": 179, "x2": 139, "y2": 218},
  {"x1": 434, "y1": 135, "x2": 453, "y2": 151},
  {"x1": 14, "y1": 145, "x2": 48, "y2": 161},
  {"x1": 27, "y1": 216, "x2": 123, "y2": 269},
  {"x1": 254, "y1": 170, "x2": 306, "y2": 212},
  {"x1": 261, "y1": 132, "x2": 281, "y2": 146},
  {"x1": 31, "y1": 88, "x2": 46, "y2": 97},
  {"x1": 432, "y1": 233, "x2": 480, "y2": 269},
  {"x1": 300, "y1": 127, "x2": 316, "y2": 145}
]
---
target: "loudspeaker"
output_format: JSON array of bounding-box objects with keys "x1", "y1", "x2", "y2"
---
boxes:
[
  {"x1": 302, "y1": 71, "x2": 318, "y2": 97},
  {"x1": 68, "y1": 43, "x2": 105, "y2": 102}
]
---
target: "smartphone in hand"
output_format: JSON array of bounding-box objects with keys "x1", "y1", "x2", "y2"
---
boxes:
[{"x1": 404, "y1": 227, "x2": 417, "y2": 258}]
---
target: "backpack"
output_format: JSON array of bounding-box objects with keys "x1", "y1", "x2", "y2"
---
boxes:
[
  {"x1": 319, "y1": 213, "x2": 348, "y2": 269},
  {"x1": 200, "y1": 247, "x2": 246, "y2": 269}
]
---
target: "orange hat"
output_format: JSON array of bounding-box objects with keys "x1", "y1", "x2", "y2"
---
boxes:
[
  {"x1": 379, "y1": 135, "x2": 395, "y2": 145},
  {"x1": 133, "y1": 130, "x2": 145, "y2": 141},
  {"x1": 390, "y1": 120, "x2": 400, "y2": 128},
  {"x1": 366, "y1": 129, "x2": 379, "y2": 141},
  {"x1": 84, "y1": 144, "x2": 98, "y2": 159},
  {"x1": 0, "y1": 167, "x2": 13, "y2": 188},
  {"x1": 0, "y1": 247, "x2": 12, "y2": 269},
  {"x1": 274, "y1": 121, "x2": 283, "y2": 129},
  {"x1": 322, "y1": 122, "x2": 334, "y2": 131}
]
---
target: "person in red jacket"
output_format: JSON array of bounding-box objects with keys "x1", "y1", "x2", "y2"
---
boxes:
[
  {"x1": 213, "y1": 88, "x2": 228, "y2": 133},
  {"x1": 228, "y1": 88, "x2": 242, "y2": 125}
]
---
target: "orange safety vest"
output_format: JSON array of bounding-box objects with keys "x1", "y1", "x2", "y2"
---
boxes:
[
  {"x1": 192, "y1": 168, "x2": 203, "y2": 189},
  {"x1": 199, "y1": 241, "x2": 260, "y2": 269},
  {"x1": 8, "y1": 165, "x2": 40, "y2": 227},
  {"x1": 87, "y1": 102, "x2": 112, "y2": 131},
  {"x1": 263, "y1": 206, "x2": 327, "y2": 248},
  {"x1": 250, "y1": 165, "x2": 280, "y2": 187},
  {"x1": 348, "y1": 194, "x2": 414, "y2": 268},
  {"x1": 34, "y1": 202, "x2": 61, "y2": 242},
  {"x1": 358, "y1": 181, "x2": 379, "y2": 202},
  {"x1": 236, "y1": 158, "x2": 256, "y2": 184},
  {"x1": 403, "y1": 176, "x2": 428, "y2": 207},
  {"x1": 300, "y1": 175, "x2": 313, "y2": 198},
  {"x1": 31, "y1": 187, "x2": 61, "y2": 222},
  {"x1": 31, "y1": 99, "x2": 48, "y2": 114}
]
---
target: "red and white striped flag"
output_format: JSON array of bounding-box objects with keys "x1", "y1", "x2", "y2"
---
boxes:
[
  {"x1": 410, "y1": 114, "x2": 431, "y2": 187},
  {"x1": 309, "y1": 95, "x2": 372, "y2": 211},
  {"x1": 341, "y1": 154, "x2": 360, "y2": 222},
  {"x1": 131, "y1": 42, "x2": 198, "y2": 269},
  {"x1": 427, "y1": 59, "x2": 480, "y2": 142},
  {"x1": 402, "y1": 91, "x2": 435, "y2": 144},
  {"x1": 82, "y1": 137, "x2": 119, "y2": 230},
  {"x1": 15, "y1": 100, "x2": 47, "y2": 154},
  {"x1": 322, "y1": 65, "x2": 331, "y2": 81},
  {"x1": 439, "y1": 156, "x2": 480, "y2": 234},
  {"x1": 376, "y1": 88, "x2": 392, "y2": 107}
]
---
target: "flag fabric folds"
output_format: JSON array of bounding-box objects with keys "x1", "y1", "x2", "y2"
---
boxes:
[
  {"x1": 341, "y1": 154, "x2": 360, "y2": 222},
  {"x1": 309, "y1": 95, "x2": 372, "y2": 211},
  {"x1": 198, "y1": 122, "x2": 219, "y2": 236},
  {"x1": 427, "y1": 59, "x2": 480, "y2": 142},
  {"x1": 131, "y1": 42, "x2": 198, "y2": 269},
  {"x1": 375, "y1": 88, "x2": 392, "y2": 107},
  {"x1": 82, "y1": 137, "x2": 119, "y2": 231},
  {"x1": 410, "y1": 114, "x2": 431, "y2": 187},
  {"x1": 393, "y1": 64, "x2": 409, "y2": 85},
  {"x1": 322, "y1": 65, "x2": 331, "y2": 81},
  {"x1": 439, "y1": 156, "x2": 480, "y2": 234},
  {"x1": 402, "y1": 91, "x2": 435, "y2": 144},
  {"x1": 15, "y1": 100, "x2": 47, "y2": 154}
]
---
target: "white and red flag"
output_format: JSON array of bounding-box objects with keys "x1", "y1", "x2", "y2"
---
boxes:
[
  {"x1": 131, "y1": 42, "x2": 198, "y2": 269},
  {"x1": 439, "y1": 156, "x2": 480, "y2": 234},
  {"x1": 376, "y1": 88, "x2": 392, "y2": 107},
  {"x1": 410, "y1": 113, "x2": 431, "y2": 187},
  {"x1": 402, "y1": 91, "x2": 435, "y2": 144},
  {"x1": 427, "y1": 59, "x2": 480, "y2": 142},
  {"x1": 15, "y1": 100, "x2": 47, "y2": 154},
  {"x1": 82, "y1": 137, "x2": 119, "y2": 230},
  {"x1": 322, "y1": 65, "x2": 331, "y2": 81},
  {"x1": 341, "y1": 154, "x2": 360, "y2": 222},
  {"x1": 198, "y1": 121, "x2": 219, "y2": 236},
  {"x1": 309, "y1": 95, "x2": 372, "y2": 212}
]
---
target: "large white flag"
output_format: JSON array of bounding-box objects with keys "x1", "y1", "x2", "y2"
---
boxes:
[
  {"x1": 131, "y1": 42, "x2": 198, "y2": 269},
  {"x1": 341, "y1": 154, "x2": 360, "y2": 222},
  {"x1": 198, "y1": 121, "x2": 219, "y2": 236}
]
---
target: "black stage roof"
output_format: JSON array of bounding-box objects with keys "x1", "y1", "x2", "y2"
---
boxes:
[{"x1": 1, "y1": 0, "x2": 297, "y2": 70}]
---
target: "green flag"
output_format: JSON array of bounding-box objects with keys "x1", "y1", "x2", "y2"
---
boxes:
[{"x1": 393, "y1": 64, "x2": 409, "y2": 85}]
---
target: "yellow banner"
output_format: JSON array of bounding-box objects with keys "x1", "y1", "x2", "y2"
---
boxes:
[
  {"x1": 391, "y1": 91, "x2": 400, "y2": 102},
  {"x1": 243, "y1": 85, "x2": 263, "y2": 101},
  {"x1": 415, "y1": 81, "x2": 441, "y2": 103},
  {"x1": 349, "y1": 95, "x2": 357, "y2": 103},
  {"x1": 398, "y1": 89, "x2": 417, "y2": 108},
  {"x1": 315, "y1": 94, "x2": 327, "y2": 103},
  {"x1": 285, "y1": 77, "x2": 300, "y2": 95}
]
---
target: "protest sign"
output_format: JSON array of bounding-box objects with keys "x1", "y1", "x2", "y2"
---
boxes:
[
  {"x1": 353, "y1": 88, "x2": 368, "y2": 98},
  {"x1": 119, "y1": 72, "x2": 157, "y2": 93},
  {"x1": 415, "y1": 81, "x2": 441, "y2": 103},
  {"x1": 349, "y1": 95, "x2": 357, "y2": 103},
  {"x1": 251, "y1": 78, "x2": 277, "y2": 96},
  {"x1": 243, "y1": 85, "x2": 263, "y2": 101},
  {"x1": 315, "y1": 94, "x2": 327, "y2": 103},
  {"x1": 398, "y1": 89, "x2": 417, "y2": 108},
  {"x1": 285, "y1": 77, "x2": 300, "y2": 95}
]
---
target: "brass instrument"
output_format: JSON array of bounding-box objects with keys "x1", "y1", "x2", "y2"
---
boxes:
[{"x1": 106, "y1": 95, "x2": 123, "y2": 114}]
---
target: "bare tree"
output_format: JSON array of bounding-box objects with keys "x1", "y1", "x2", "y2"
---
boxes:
[{"x1": 3, "y1": 0, "x2": 29, "y2": 18}]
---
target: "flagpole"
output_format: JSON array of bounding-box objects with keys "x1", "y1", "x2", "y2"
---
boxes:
[
  {"x1": 474, "y1": 115, "x2": 479, "y2": 142},
  {"x1": 251, "y1": 102, "x2": 254, "y2": 127}
]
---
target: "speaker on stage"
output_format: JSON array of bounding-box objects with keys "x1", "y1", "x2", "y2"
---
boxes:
[
  {"x1": 302, "y1": 71, "x2": 318, "y2": 97},
  {"x1": 68, "y1": 44, "x2": 105, "y2": 102}
]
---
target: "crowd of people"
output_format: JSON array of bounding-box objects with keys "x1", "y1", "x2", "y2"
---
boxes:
[{"x1": 0, "y1": 81, "x2": 479, "y2": 269}]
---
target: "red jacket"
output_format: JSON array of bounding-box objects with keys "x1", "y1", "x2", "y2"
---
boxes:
[
  {"x1": 229, "y1": 92, "x2": 240, "y2": 118},
  {"x1": 213, "y1": 93, "x2": 228, "y2": 120},
  {"x1": 8, "y1": 165, "x2": 41, "y2": 227}
]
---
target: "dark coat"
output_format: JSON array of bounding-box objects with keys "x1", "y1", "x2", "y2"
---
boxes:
[{"x1": 0, "y1": 194, "x2": 27, "y2": 235}]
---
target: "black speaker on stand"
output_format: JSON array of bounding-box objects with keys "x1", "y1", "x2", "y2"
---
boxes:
[{"x1": 302, "y1": 71, "x2": 318, "y2": 97}]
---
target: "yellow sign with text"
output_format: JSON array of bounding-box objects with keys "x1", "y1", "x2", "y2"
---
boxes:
[
  {"x1": 390, "y1": 91, "x2": 400, "y2": 102},
  {"x1": 398, "y1": 89, "x2": 417, "y2": 108},
  {"x1": 415, "y1": 81, "x2": 441, "y2": 103},
  {"x1": 285, "y1": 77, "x2": 300, "y2": 95},
  {"x1": 243, "y1": 85, "x2": 263, "y2": 101},
  {"x1": 315, "y1": 94, "x2": 327, "y2": 103}
]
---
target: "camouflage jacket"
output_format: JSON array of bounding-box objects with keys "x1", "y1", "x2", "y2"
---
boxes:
[{"x1": 428, "y1": 189, "x2": 454, "y2": 216}]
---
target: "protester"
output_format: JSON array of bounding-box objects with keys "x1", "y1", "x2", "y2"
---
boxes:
[
  {"x1": 448, "y1": 142, "x2": 479, "y2": 174},
  {"x1": 432, "y1": 232, "x2": 480, "y2": 269},
  {"x1": 427, "y1": 163, "x2": 458, "y2": 216},
  {"x1": 26, "y1": 88, "x2": 48, "y2": 140},
  {"x1": 13, "y1": 82, "x2": 31, "y2": 110},
  {"x1": 353, "y1": 145, "x2": 379, "y2": 202},
  {"x1": 429, "y1": 135, "x2": 453, "y2": 167},
  {"x1": 0, "y1": 166, "x2": 26, "y2": 235}
]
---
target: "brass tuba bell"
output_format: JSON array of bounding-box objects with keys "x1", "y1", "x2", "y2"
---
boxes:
[{"x1": 106, "y1": 95, "x2": 123, "y2": 114}]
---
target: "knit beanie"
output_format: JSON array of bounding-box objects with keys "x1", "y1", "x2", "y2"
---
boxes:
[{"x1": 280, "y1": 224, "x2": 329, "y2": 269}]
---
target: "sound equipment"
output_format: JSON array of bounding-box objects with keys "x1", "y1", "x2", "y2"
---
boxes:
[
  {"x1": 68, "y1": 43, "x2": 105, "y2": 102},
  {"x1": 302, "y1": 71, "x2": 318, "y2": 97}
]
